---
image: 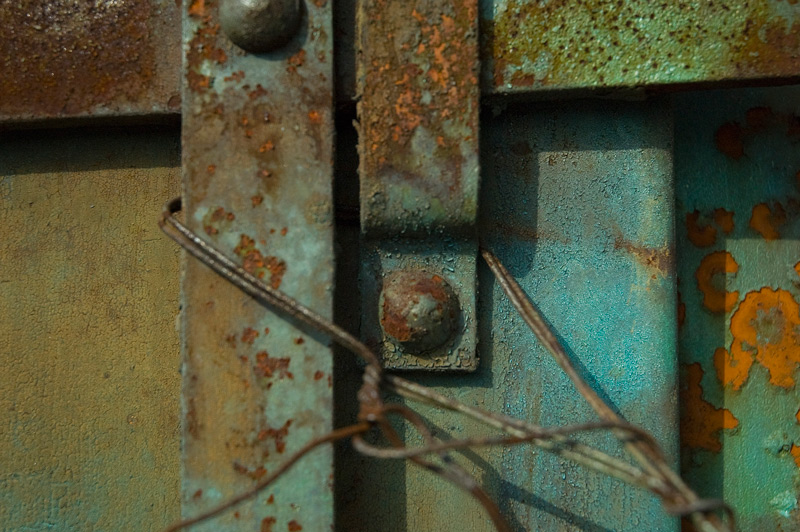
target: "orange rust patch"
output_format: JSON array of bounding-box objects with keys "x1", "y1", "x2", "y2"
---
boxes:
[
  {"x1": 257, "y1": 420, "x2": 293, "y2": 454},
  {"x1": 223, "y1": 70, "x2": 245, "y2": 83},
  {"x1": 791, "y1": 445, "x2": 800, "y2": 468},
  {"x1": 234, "y1": 234, "x2": 287, "y2": 289},
  {"x1": 712, "y1": 208, "x2": 735, "y2": 235},
  {"x1": 727, "y1": 288, "x2": 800, "y2": 389},
  {"x1": 680, "y1": 363, "x2": 738, "y2": 452},
  {"x1": 252, "y1": 195, "x2": 264, "y2": 207},
  {"x1": 713, "y1": 347, "x2": 751, "y2": 392},
  {"x1": 749, "y1": 202, "x2": 786, "y2": 241},
  {"x1": 308, "y1": 110, "x2": 322, "y2": 124},
  {"x1": 287, "y1": 50, "x2": 306, "y2": 73},
  {"x1": 313, "y1": 370, "x2": 324, "y2": 381},
  {"x1": 715, "y1": 122, "x2": 744, "y2": 160},
  {"x1": 254, "y1": 351, "x2": 291, "y2": 380},
  {"x1": 188, "y1": 0, "x2": 205, "y2": 17},
  {"x1": 261, "y1": 517, "x2": 277, "y2": 532},
  {"x1": 288, "y1": 521, "x2": 303, "y2": 531},
  {"x1": 267, "y1": 494, "x2": 275, "y2": 504},
  {"x1": 695, "y1": 251, "x2": 739, "y2": 313},
  {"x1": 241, "y1": 327, "x2": 259, "y2": 345},
  {"x1": 259, "y1": 141, "x2": 275, "y2": 152},
  {"x1": 686, "y1": 210, "x2": 716, "y2": 248}
]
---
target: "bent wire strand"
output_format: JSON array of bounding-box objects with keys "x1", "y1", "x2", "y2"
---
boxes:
[{"x1": 159, "y1": 198, "x2": 733, "y2": 532}]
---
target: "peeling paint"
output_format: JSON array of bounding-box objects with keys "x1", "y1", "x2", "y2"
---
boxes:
[
  {"x1": 695, "y1": 251, "x2": 740, "y2": 313},
  {"x1": 680, "y1": 363, "x2": 739, "y2": 453}
]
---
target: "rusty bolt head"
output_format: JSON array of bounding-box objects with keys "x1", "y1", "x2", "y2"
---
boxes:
[
  {"x1": 220, "y1": 0, "x2": 302, "y2": 53},
  {"x1": 379, "y1": 270, "x2": 459, "y2": 354}
]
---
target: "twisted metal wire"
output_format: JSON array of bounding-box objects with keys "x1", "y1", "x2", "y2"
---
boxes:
[{"x1": 159, "y1": 198, "x2": 734, "y2": 532}]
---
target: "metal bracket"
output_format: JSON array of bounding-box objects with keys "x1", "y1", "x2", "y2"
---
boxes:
[{"x1": 357, "y1": 0, "x2": 480, "y2": 371}]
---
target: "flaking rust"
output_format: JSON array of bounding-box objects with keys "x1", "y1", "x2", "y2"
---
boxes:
[
  {"x1": 357, "y1": 0, "x2": 480, "y2": 237},
  {"x1": 0, "y1": 0, "x2": 180, "y2": 121},
  {"x1": 180, "y1": 0, "x2": 336, "y2": 528}
]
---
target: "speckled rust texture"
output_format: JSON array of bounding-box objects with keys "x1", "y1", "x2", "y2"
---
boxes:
[
  {"x1": 484, "y1": 0, "x2": 800, "y2": 94},
  {"x1": 0, "y1": 0, "x2": 181, "y2": 121},
  {"x1": 357, "y1": 0, "x2": 480, "y2": 236},
  {"x1": 180, "y1": 0, "x2": 336, "y2": 528},
  {"x1": 0, "y1": 129, "x2": 181, "y2": 529}
]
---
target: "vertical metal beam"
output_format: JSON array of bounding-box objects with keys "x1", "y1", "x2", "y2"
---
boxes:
[
  {"x1": 357, "y1": 0, "x2": 481, "y2": 370},
  {"x1": 181, "y1": 0, "x2": 336, "y2": 529}
]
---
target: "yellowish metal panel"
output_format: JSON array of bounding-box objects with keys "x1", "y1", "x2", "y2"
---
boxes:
[{"x1": 0, "y1": 129, "x2": 181, "y2": 531}]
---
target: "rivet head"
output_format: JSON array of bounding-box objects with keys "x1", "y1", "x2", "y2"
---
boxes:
[
  {"x1": 379, "y1": 270, "x2": 459, "y2": 353},
  {"x1": 219, "y1": 0, "x2": 302, "y2": 53}
]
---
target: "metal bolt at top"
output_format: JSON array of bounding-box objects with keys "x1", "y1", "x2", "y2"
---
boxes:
[
  {"x1": 220, "y1": 0, "x2": 302, "y2": 53},
  {"x1": 379, "y1": 270, "x2": 459, "y2": 354}
]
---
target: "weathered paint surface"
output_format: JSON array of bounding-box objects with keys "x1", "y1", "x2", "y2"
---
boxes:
[
  {"x1": 341, "y1": 99, "x2": 679, "y2": 530},
  {"x1": 0, "y1": 0, "x2": 181, "y2": 122},
  {"x1": 675, "y1": 86, "x2": 800, "y2": 530},
  {"x1": 357, "y1": 0, "x2": 481, "y2": 371},
  {"x1": 0, "y1": 129, "x2": 181, "y2": 530},
  {"x1": 357, "y1": 0, "x2": 480, "y2": 237},
  {"x1": 181, "y1": 0, "x2": 336, "y2": 529},
  {"x1": 482, "y1": 0, "x2": 800, "y2": 95}
]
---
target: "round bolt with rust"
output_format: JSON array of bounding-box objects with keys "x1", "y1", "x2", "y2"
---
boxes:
[
  {"x1": 379, "y1": 270, "x2": 459, "y2": 354},
  {"x1": 220, "y1": 0, "x2": 302, "y2": 53}
]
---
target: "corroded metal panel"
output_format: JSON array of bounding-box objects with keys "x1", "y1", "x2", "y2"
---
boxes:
[
  {"x1": 0, "y1": 129, "x2": 181, "y2": 530},
  {"x1": 675, "y1": 86, "x2": 800, "y2": 530},
  {"x1": 339, "y1": 100, "x2": 679, "y2": 530},
  {"x1": 180, "y1": 0, "x2": 336, "y2": 530},
  {"x1": 482, "y1": 0, "x2": 800, "y2": 95},
  {"x1": 357, "y1": 0, "x2": 480, "y2": 236},
  {"x1": 357, "y1": 0, "x2": 481, "y2": 371},
  {"x1": 0, "y1": 0, "x2": 181, "y2": 122}
]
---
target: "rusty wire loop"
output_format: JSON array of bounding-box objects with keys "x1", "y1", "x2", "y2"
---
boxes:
[{"x1": 159, "y1": 198, "x2": 734, "y2": 532}]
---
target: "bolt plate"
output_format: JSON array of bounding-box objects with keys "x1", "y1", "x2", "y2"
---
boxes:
[{"x1": 361, "y1": 239, "x2": 478, "y2": 371}]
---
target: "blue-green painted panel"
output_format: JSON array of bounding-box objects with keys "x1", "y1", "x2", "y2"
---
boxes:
[
  {"x1": 480, "y1": 99, "x2": 678, "y2": 531},
  {"x1": 674, "y1": 85, "x2": 800, "y2": 530}
]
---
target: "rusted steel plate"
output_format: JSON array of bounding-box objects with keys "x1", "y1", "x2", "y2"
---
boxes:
[
  {"x1": 483, "y1": 0, "x2": 800, "y2": 96},
  {"x1": 180, "y1": 0, "x2": 335, "y2": 530},
  {"x1": 357, "y1": 0, "x2": 480, "y2": 370},
  {"x1": 675, "y1": 86, "x2": 800, "y2": 530},
  {"x1": 0, "y1": 0, "x2": 181, "y2": 122},
  {"x1": 0, "y1": 129, "x2": 181, "y2": 530},
  {"x1": 357, "y1": 0, "x2": 480, "y2": 236}
]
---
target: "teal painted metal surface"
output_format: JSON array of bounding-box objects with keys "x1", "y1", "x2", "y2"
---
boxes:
[
  {"x1": 480, "y1": 99, "x2": 678, "y2": 531},
  {"x1": 481, "y1": 0, "x2": 800, "y2": 96},
  {"x1": 180, "y1": 0, "x2": 336, "y2": 529},
  {"x1": 674, "y1": 85, "x2": 800, "y2": 530},
  {"x1": 339, "y1": 98, "x2": 679, "y2": 530}
]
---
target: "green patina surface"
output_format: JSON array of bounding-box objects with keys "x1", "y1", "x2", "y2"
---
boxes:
[
  {"x1": 180, "y1": 0, "x2": 337, "y2": 529},
  {"x1": 675, "y1": 85, "x2": 800, "y2": 530},
  {"x1": 483, "y1": 0, "x2": 800, "y2": 95}
]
